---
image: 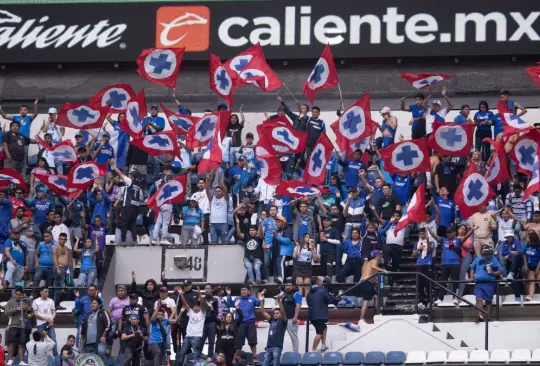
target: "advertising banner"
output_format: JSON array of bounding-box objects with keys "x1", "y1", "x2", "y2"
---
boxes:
[{"x1": 0, "y1": 0, "x2": 538, "y2": 63}]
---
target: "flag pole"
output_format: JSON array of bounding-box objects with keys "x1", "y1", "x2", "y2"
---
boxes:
[
  {"x1": 337, "y1": 83, "x2": 344, "y2": 108},
  {"x1": 282, "y1": 83, "x2": 299, "y2": 104}
]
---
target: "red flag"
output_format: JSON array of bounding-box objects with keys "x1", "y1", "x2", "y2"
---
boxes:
[
  {"x1": 499, "y1": 112, "x2": 535, "y2": 135},
  {"x1": 257, "y1": 117, "x2": 307, "y2": 154},
  {"x1": 199, "y1": 116, "x2": 225, "y2": 174},
  {"x1": 379, "y1": 139, "x2": 430, "y2": 175},
  {"x1": 160, "y1": 103, "x2": 198, "y2": 136},
  {"x1": 237, "y1": 54, "x2": 283, "y2": 92},
  {"x1": 0, "y1": 169, "x2": 28, "y2": 191},
  {"x1": 130, "y1": 131, "x2": 181, "y2": 159},
  {"x1": 120, "y1": 89, "x2": 146, "y2": 139},
  {"x1": 275, "y1": 180, "x2": 329, "y2": 198},
  {"x1": 302, "y1": 44, "x2": 339, "y2": 104},
  {"x1": 186, "y1": 111, "x2": 229, "y2": 150},
  {"x1": 33, "y1": 173, "x2": 70, "y2": 196},
  {"x1": 56, "y1": 102, "x2": 110, "y2": 130},
  {"x1": 255, "y1": 139, "x2": 283, "y2": 185},
  {"x1": 224, "y1": 43, "x2": 265, "y2": 75},
  {"x1": 209, "y1": 53, "x2": 239, "y2": 107},
  {"x1": 88, "y1": 84, "x2": 136, "y2": 113},
  {"x1": 509, "y1": 129, "x2": 540, "y2": 176},
  {"x1": 303, "y1": 134, "x2": 334, "y2": 186},
  {"x1": 484, "y1": 138, "x2": 509, "y2": 185},
  {"x1": 394, "y1": 183, "x2": 426, "y2": 234},
  {"x1": 37, "y1": 137, "x2": 78, "y2": 164},
  {"x1": 497, "y1": 99, "x2": 514, "y2": 115},
  {"x1": 454, "y1": 164, "x2": 495, "y2": 219},
  {"x1": 401, "y1": 73, "x2": 455, "y2": 89},
  {"x1": 428, "y1": 122, "x2": 474, "y2": 157},
  {"x1": 147, "y1": 175, "x2": 187, "y2": 215},
  {"x1": 525, "y1": 62, "x2": 540, "y2": 88},
  {"x1": 67, "y1": 161, "x2": 103, "y2": 190},
  {"x1": 136, "y1": 48, "x2": 185, "y2": 88},
  {"x1": 331, "y1": 94, "x2": 376, "y2": 150}
]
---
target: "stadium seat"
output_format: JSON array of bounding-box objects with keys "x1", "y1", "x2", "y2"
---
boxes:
[
  {"x1": 531, "y1": 349, "x2": 540, "y2": 362},
  {"x1": 385, "y1": 351, "x2": 406, "y2": 365},
  {"x1": 437, "y1": 295, "x2": 457, "y2": 307},
  {"x1": 303, "y1": 352, "x2": 323, "y2": 365},
  {"x1": 338, "y1": 296, "x2": 359, "y2": 308},
  {"x1": 281, "y1": 352, "x2": 302, "y2": 366},
  {"x1": 405, "y1": 351, "x2": 426, "y2": 364},
  {"x1": 426, "y1": 351, "x2": 447, "y2": 364},
  {"x1": 524, "y1": 294, "x2": 540, "y2": 304},
  {"x1": 510, "y1": 349, "x2": 531, "y2": 363},
  {"x1": 469, "y1": 350, "x2": 489, "y2": 363},
  {"x1": 322, "y1": 352, "x2": 343, "y2": 365},
  {"x1": 459, "y1": 295, "x2": 477, "y2": 307},
  {"x1": 343, "y1": 352, "x2": 365, "y2": 365},
  {"x1": 447, "y1": 350, "x2": 468, "y2": 364},
  {"x1": 365, "y1": 351, "x2": 385, "y2": 365},
  {"x1": 489, "y1": 350, "x2": 510, "y2": 363}
]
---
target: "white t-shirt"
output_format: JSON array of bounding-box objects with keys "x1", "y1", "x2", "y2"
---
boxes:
[
  {"x1": 191, "y1": 191, "x2": 210, "y2": 214},
  {"x1": 27, "y1": 337, "x2": 55, "y2": 366},
  {"x1": 210, "y1": 197, "x2": 228, "y2": 224},
  {"x1": 497, "y1": 217, "x2": 514, "y2": 243},
  {"x1": 186, "y1": 309, "x2": 206, "y2": 337},
  {"x1": 154, "y1": 298, "x2": 176, "y2": 319},
  {"x1": 32, "y1": 297, "x2": 55, "y2": 326}
]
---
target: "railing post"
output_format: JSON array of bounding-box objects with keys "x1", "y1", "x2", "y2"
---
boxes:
[
  {"x1": 415, "y1": 272, "x2": 419, "y2": 314},
  {"x1": 428, "y1": 279, "x2": 433, "y2": 323},
  {"x1": 495, "y1": 281, "x2": 500, "y2": 322},
  {"x1": 378, "y1": 273, "x2": 384, "y2": 315},
  {"x1": 485, "y1": 316, "x2": 489, "y2": 350},
  {"x1": 305, "y1": 319, "x2": 310, "y2": 353}
]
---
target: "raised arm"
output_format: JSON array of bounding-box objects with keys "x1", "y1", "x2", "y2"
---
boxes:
[{"x1": 257, "y1": 290, "x2": 270, "y2": 321}]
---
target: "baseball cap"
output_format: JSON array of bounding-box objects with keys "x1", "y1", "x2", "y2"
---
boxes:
[
  {"x1": 380, "y1": 106, "x2": 391, "y2": 114},
  {"x1": 75, "y1": 132, "x2": 83, "y2": 138},
  {"x1": 24, "y1": 210, "x2": 33, "y2": 217},
  {"x1": 159, "y1": 286, "x2": 168, "y2": 292},
  {"x1": 117, "y1": 285, "x2": 127, "y2": 291},
  {"x1": 129, "y1": 293, "x2": 138, "y2": 299},
  {"x1": 246, "y1": 133, "x2": 254, "y2": 138},
  {"x1": 432, "y1": 100, "x2": 442, "y2": 106},
  {"x1": 217, "y1": 102, "x2": 228, "y2": 111},
  {"x1": 349, "y1": 187, "x2": 358, "y2": 193},
  {"x1": 48, "y1": 107, "x2": 57, "y2": 114},
  {"x1": 37, "y1": 186, "x2": 47, "y2": 193},
  {"x1": 504, "y1": 230, "x2": 514, "y2": 238},
  {"x1": 322, "y1": 215, "x2": 332, "y2": 221},
  {"x1": 150, "y1": 104, "x2": 158, "y2": 110},
  {"x1": 277, "y1": 216, "x2": 287, "y2": 223},
  {"x1": 183, "y1": 279, "x2": 192, "y2": 286},
  {"x1": 128, "y1": 170, "x2": 138, "y2": 178},
  {"x1": 482, "y1": 247, "x2": 494, "y2": 256},
  {"x1": 102, "y1": 132, "x2": 110, "y2": 138},
  {"x1": 238, "y1": 155, "x2": 246, "y2": 161}
]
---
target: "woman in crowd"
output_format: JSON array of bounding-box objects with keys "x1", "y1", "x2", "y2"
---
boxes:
[
  {"x1": 181, "y1": 198, "x2": 204, "y2": 245},
  {"x1": 524, "y1": 231, "x2": 540, "y2": 302},
  {"x1": 217, "y1": 300, "x2": 242, "y2": 366},
  {"x1": 74, "y1": 238, "x2": 98, "y2": 288},
  {"x1": 30, "y1": 157, "x2": 55, "y2": 192},
  {"x1": 293, "y1": 233, "x2": 319, "y2": 296}
]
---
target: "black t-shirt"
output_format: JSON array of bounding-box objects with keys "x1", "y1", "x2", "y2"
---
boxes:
[
  {"x1": 435, "y1": 162, "x2": 458, "y2": 194},
  {"x1": 266, "y1": 318, "x2": 288, "y2": 348},
  {"x1": 331, "y1": 212, "x2": 345, "y2": 237},
  {"x1": 121, "y1": 304, "x2": 148, "y2": 323},
  {"x1": 60, "y1": 344, "x2": 73, "y2": 366},
  {"x1": 39, "y1": 221, "x2": 55, "y2": 236},
  {"x1": 244, "y1": 235, "x2": 263, "y2": 260},
  {"x1": 122, "y1": 325, "x2": 148, "y2": 349},
  {"x1": 380, "y1": 193, "x2": 399, "y2": 221},
  {"x1": 4, "y1": 132, "x2": 30, "y2": 161},
  {"x1": 320, "y1": 227, "x2": 339, "y2": 255},
  {"x1": 227, "y1": 123, "x2": 244, "y2": 147},
  {"x1": 203, "y1": 295, "x2": 219, "y2": 323},
  {"x1": 236, "y1": 212, "x2": 252, "y2": 239}
]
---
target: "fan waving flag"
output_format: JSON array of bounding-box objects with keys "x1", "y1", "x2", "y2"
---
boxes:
[
  {"x1": 130, "y1": 131, "x2": 181, "y2": 158},
  {"x1": 136, "y1": 48, "x2": 185, "y2": 88},
  {"x1": 394, "y1": 183, "x2": 426, "y2": 234},
  {"x1": 429, "y1": 122, "x2": 474, "y2": 157},
  {"x1": 238, "y1": 54, "x2": 283, "y2": 92},
  {"x1": 0, "y1": 169, "x2": 27, "y2": 191},
  {"x1": 37, "y1": 137, "x2": 78, "y2": 164},
  {"x1": 499, "y1": 112, "x2": 534, "y2": 135},
  {"x1": 484, "y1": 138, "x2": 509, "y2": 185},
  {"x1": 186, "y1": 111, "x2": 229, "y2": 150},
  {"x1": 331, "y1": 94, "x2": 375, "y2": 149},
  {"x1": 524, "y1": 154, "x2": 540, "y2": 201},
  {"x1": 56, "y1": 102, "x2": 110, "y2": 130},
  {"x1": 199, "y1": 134, "x2": 223, "y2": 174},
  {"x1": 454, "y1": 164, "x2": 495, "y2": 219},
  {"x1": 33, "y1": 173, "x2": 73, "y2": 196},
  {"x1": 302, "y1": 44, "x2": 339, "y2": 104},
  {"x1": 225, "y1": 43, "x2": 265, "y2": 75},
  {"x1": 509, "y1": 129, "x2": 540, "y2": 176},
  {"x1": 525, "y1": 62, "x2": 540, "y2": 88},
  {"x1": 210, "y1": 53, "x2": 238, "y2": 107},
  {"x1": 88, "y1": 84, "x2": 136, "y2": 113},
  {"x1": 255, "y1": 139, "x2": 283, "y2": 185},
  {"x1": 67, "y1": 161, "x2": 102, "y2": 190},
  {"x1": 160, "y1": 103, "x2": 198, "y2": 135},
  {"x1": 275, "y1": 180, "x2": 329, "y2": 198},
  {"x1": 257, "y1": 117, "x2": 307, "y2": 154},
  {"x1": 303, "y1": 134, "x2": 334, "y2": 185},
  {"x1": 379, "y1": 139, "x2": 430, "y2": 175},
  {"x1": 147, "y1": 175, "x2": 187, "y2": 215},
  {"x1": 401, "y1": 73, "x2": 456, "y2": 89},
  {"x1": 121, "y1": 90, "x2": 147, "y2": 139}
]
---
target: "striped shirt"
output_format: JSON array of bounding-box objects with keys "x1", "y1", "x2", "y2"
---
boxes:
[{"x1": 505, "y1": 193, "x2": 533, "y2": 222}]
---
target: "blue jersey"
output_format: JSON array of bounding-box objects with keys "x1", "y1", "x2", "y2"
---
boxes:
[
  {"x1": 470, "y1": 256, "x2": 503, "y2": 282},
  {"x1": 27, "y1": 199, "x2": 55, "y2": 225},
  {"x1": 5, "y1": 239, "x2": 26, "y2": 266},
  {"x1": 434, "y1": 196, "x2": 455, "y2": 228},
  {"x1": 36, "y1": 241, "x2": 56, "y2": 268},
  {"x1": 440, "y1": 237, "x2": 462, "y2": 265},
  {"x1": 12, "y1": 115, "x2": 32, "y2": 137},
  {"x1": 94, "y1": 143, "x2": 114, "y2": 165},
  {"x1": 453, "y1": 114, "x2": 469, "y2": 124},
  {"x1": 524, "y1": 245, "x2": 540, "y2": 268},
  {"x1": 392, "y1": 175, "x2": 411, "y2": 206},
  {"x1": 474, "y1": 111, "x2": 494, "y2": 132},
  {"x1": 142, "y1": 116, "x2": 166, "y2": 135}
]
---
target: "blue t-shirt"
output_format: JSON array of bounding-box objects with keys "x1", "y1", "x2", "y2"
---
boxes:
[
  {"x1": 298, "y1": 215, "x2": 309, "y2": 240},
  {"x1": 89, "y1": 225, "x2": 106, "y2": 251},
  {"x1": 340, "y1": 240, "x2": 361, "y2": 258},
  {"x1": 474, "y1": 111, "x2": 494, "y2": 132},
  {"x1": 415, "y1": 241, "x2": 434, "y2": 266},
  {"x1": 470, "y1": 256, "x2": 503, "y2": 282},
  {"x1": 453, "y1": 114, "x2": 469, "y2": 124},
  {"x1": 493, "y1": 114, "x2": 504, "y2": 138},
  {"x1": 343, "y1": 160, "x2": 365, "y2": 188},
  {"x1": 5, "y1": 239, "x2": 26, "y2": 266},
  {"x1": 142, "y1": 116, "x2": 166, "y2": 135},
  {"x1": 524, "y1": 245, "x2": 540, "y2": 268},
  {"x1": 440, "y1": 237, "x2": 462, "y2": 265},
  {"x1": 434, "y1": 196, "x2": 455, "y2": 228},
  {"x1": 27, "y1": 199, "x2": 55, "y2": 225},
  {"x1": 12, "y1": 115, "x2": 32, "y2": 137},
  {"x1": 262, "y1": 217, "x2": 277, "y2": 246},
  {"x1": 149, "y1": 317, "x2": 169, "y2": 344},
  {"x1": 182, "y1": 207, "x2": 203, "y2": 226},
  {"x1": 392, "y1": 175, "x2": 411, "y2": 206},
  {"x1": 81, "y1": 248, "x2": 96, "y2": 270},
  {"x1": 409, "y1": 104, "x2": 425, "y2": 132},
  {"x1": 94, "y1": 143, "x2": 114, "y2": 166},
  {"x1": 36, "y1": 241, "x2": 56, "y2": 268}
]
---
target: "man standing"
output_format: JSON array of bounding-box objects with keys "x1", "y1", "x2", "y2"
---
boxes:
[
  {"x1": 191, "y1": 179, "x2": 210, "y2": 245},
  {"x1": 121, "y1": 293, "x2": 150, "y2": 335},
  {"x1": 259, "y1": 291, "x2": 287, "y2": 366},
  {"x1": 259, "y1": 205, "x2": 278, "y2": 283},
  {"x1": 52, "y1": 233, "x2": 71, "y2": 310},
  {"x1": 108, "y1": 285, "x2": 130, "y2": 352},
  {"x1": 226, "y1": 287, "x2": 261, "y2": 360},
  {"x1": 4, "y1": 228, "x2": 27, "y2": 288},
  {"x1": 280, "y1": 280, "x2": 301, "y2": 353},
  {"x1": 81, "y1": 298, "x2": 112, "y2": 357},
  {"x1": 175, "y1": 287, "x2": 206, "y2": 366},
  {"x1": 201, "y1": 283, "x2": 219, "y2": 360},
  {"x1": 74, "y1": 285, "x2": 101, "y2": 347},
  {"x1": 26, "y1": 331, "x2": 55, "y2": 366},
  {"x1": 306, "y1": 277, "x2": 338, "y2": 352},
  {"x1": 2, "y1": 121, "x2": 32, "y2": 172},
  {"x1": 5, "y1": 286, "x2": 29, "y2": 366},
  {"x1": 122, "y1": 314, "x2": 148, "y2": 366},
  {"x1": 148, "y1": 308, "x2": 169, "y2": 366},
  {"x1": 32, "y1": 286, "x2": 58, "y2": 356},
  {"x1": 33, "y1": 231, "x2": 56, "y2": 290},
  {"x1": 207, "y1": 173, "x2": 229, "y2": 245},
  {"x1": 112, "y1": 165, "x2": 145, "y2": 246},
  {"x1": 28, "y1": 189, "x2": 55, "y2": 226}
]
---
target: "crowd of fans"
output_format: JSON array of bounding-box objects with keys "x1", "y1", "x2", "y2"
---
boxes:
[{"x1": 0, "y1": 88, "x2": 540, "y2": 364}]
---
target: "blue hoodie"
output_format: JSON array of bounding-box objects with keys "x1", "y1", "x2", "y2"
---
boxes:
[
  {"x1": 0, "y1": 198, "x2": 12, "y2": 225},
  {"x1": 306, "y1": 286, "x2": 337, "y2": 321},
  {"x1": 226, "y1": 294, "x2": 259, "y2": 323},
  {"x1": 276, "y1": 226, "x2": 294, "y2": 256},
  {"x1": 87, "y1": 190, "x2": 112, "y2": 222}
]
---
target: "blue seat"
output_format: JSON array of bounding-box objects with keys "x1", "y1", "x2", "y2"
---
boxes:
[
  {"x1": 303, "y1": 352, "x2": 323, "y2": 365},
  {"x1": 258, "y1": 352, "x2": 267, "y2": 363},
  {"x1": 281, "y1": 352, "x2": 302, "y2": 366},
  {"x1": 385, "y1": 352, "x2": 406, "y2": 365},
  {"x1": 365, "y1": 352, "x2": 385, "y2": 365},
  {"x1": 344, "y1": 352, "x2": 364, "y2": 365},
  {"x1": 322, "y1": 352, "x2": 343, "y2": 365},
  {"x1": 338, "y1": 296, "x2": 359, "y2": 308}
]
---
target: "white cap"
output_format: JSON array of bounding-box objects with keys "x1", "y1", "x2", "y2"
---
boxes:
[
  {"x1": 380, "y1": 106, "x2": 391, "y2": 114},
  {"x1": 432, "y1": 100, "x2": 442, "y2": 106},
  {"x1": 48, "y1": 107, "x2": 57, "y2": 114},
  {"x1": 504, "y1": 230, "x2": 514, "y2": 238}
]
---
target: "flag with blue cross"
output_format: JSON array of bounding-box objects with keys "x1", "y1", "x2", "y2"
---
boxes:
[
  {"x1": 303, "y1": 134, "x2": 334, "y2": 186},
  {"x1": 209, "y1": 53, "x2": 239, "y2": 108},
  {"x1": 130, "y1": 130, "x2": 182, "y2": 159},
  {"x1": 67, "y1": 161, "x2": 102, "y2": 190},
  {"x1": 379, "y1": 139, "x2": 430, "y2": 175},
  {"x1": 401, "y1": 72, "x2": 455, "y2": 90},
  {"x1": 509, "y1": 129, "x2": 540, "y2": 177},
  {"x1": 302, "y1": 44, "x2": 339, "y2": 104},
  {"x1": 499, "y1": 112, "x2": 535, "y2": 135},
  {"x1": 257, "y1": 116, "x2": 307, "y2": 154},
  {"x1": 147, "y1": 175, "x2": 187, "y2": 216},
  {"x1": 429, "y1": 122, "x2": 474, "y2": 157},
  {"x1": 160, "y1": 102, "x2": 199, "y2": 136},
  {"x1": 56, "y1": 101, "x2": 111, "y2": 130},
  {"x1": 0, "y1": 168, "x2": 28, "y2": 191},
  {"x1": 454, "y1": 163, "x2": 495, "y2": 219},
  {"x1": 331, "y1": 93, "x2": 375, "y2": 150},
  {"x1": 88, "y1": 84, "x2": 136, "y2": 113},
  {"x1": 224, "y1": 43, "x2": 265, "y2": 77},
  {"x1": 136, "y1": 47, "x2": 185, "y2": 88},
  {"x1": 37, "y1": 136, "x2": 78, "y2": 164},
  {"x1": 33, "y1": 173, "x2": 70, "y2": 196},
  {"x1": 275, "y1": 179, "x2": 330, "y2": 198}
]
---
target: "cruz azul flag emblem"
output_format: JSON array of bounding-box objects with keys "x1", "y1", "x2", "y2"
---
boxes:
[
  {"x1": 275, "y1": 180, "x2": 329, "y2": 198},
  {"x1": 67, "y1": 162, "x2": 101, "y2": 190},
  {"x1": 136, "y1": 47, "x2": 185, "y2": 88},
  {"x1": 0, "y1": 169, "x2": 27, "y2": 191},
  {"x1": 147, "y1": 175, "x2": 187, "y2": 215},
  {"x1": 33, "y1": 173, "x2": 76, "y2": 196},
  {"x1": 524, "y1": 155, "x2": 540, "y2": 201},
  {"x1": 303, "y1": 134, "x2": 334, "y2": 186},
  {"x1": 401, "y1": 73, "x2": 455, "y2": 89},
  {"x1": 186, "y1": 112, "x2": 228, "y2": 150},
  {"x1": 484, "y1": 138, "x2": 509, "y2": 185},
  {"x1": 379, "y1": 139, "x2": 430, "y2": 175},
  {"x1": 209, "y1": 53, "x2": 238, "y2": 107},
  {"x1": 121, "y1": 90, "x2": 147, "y2": 139},
  {"x1": 160, "y1": 103, "x2": 198, "y2": 135},
  {"x1": 237, "y1": 53, "x2": 283, "y2": 92},
  {"x1": 37, "y1": 137, "x2": 78, "y2": 164},
  {"x1": 302, "y1": 44, "x2": 339, "y2": 104},
  {"x1": 225, "y1": 43, "x2": 265, "y2": 75},
  {"x1": 394, "y1": 183, "x2": 426, "y2": 234},
  {"x1": 334, "y1": 94, "x2": 374, "y2": 145},
  {"x1": 500, "y1": 112, "x2": 535, "y2": 134},
  {"x1": 255, "y1": 139, "x2": 282, "y2": 186},
  {"x1": 131, "y1": 131, "x2": 181, "y2": 158},
  {"x1": 56, "y1": 102, "x2": 110, "y2": 130},
  {"x1": 257, "y1": 117, "x2": 307, "y2": 154},
  {"x1": 88, "y1": 84, "x2": 136, "y2": 113},
  {"x1": 429, "y1": 122, "x2": 473, "y2": 157},
  {"x1": 509, "y1": 129, "x2": 540, "y2": 176},
  {"x1": 454, "y1": 164, "x2": 495, "y2": 219}
]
